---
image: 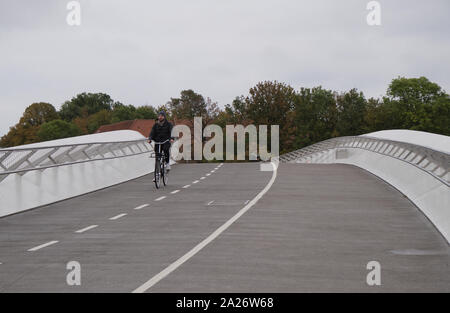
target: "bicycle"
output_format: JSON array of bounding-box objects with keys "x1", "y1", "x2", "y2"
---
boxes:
[{"x1": 150, "y1": 139, "x2": 171, "y2": 189}]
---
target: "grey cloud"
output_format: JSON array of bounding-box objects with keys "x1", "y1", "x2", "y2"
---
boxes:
[{"x1": 1, "y1": 0, "x2": 449, "y2": 136}]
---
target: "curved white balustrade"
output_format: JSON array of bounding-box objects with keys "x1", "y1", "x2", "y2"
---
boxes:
[
  {"x1": 364, "y1": 130, "x2": 450, "y2": 154},
  {"x1": 280, "y1": 130, "x2": 450, "y2": 244},
  {"x1": 0, "y1": 130, "x2": 178, "y2": 217}
]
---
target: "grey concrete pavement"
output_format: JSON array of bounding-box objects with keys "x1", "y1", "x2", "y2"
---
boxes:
[
  {"x1": 0, "y1": 163, "x2": 270, "y2": 292},
  {"x1": 0, "y1": 163, "x2": 448, "y2": 292},
  {"x1": 151, "y1": 164, "x2": 450, "y2": 292}
]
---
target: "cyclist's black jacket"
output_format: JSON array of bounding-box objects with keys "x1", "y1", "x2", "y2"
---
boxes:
[{"x1": 149, "y1": 120, "x2": 174, "y2": 143}]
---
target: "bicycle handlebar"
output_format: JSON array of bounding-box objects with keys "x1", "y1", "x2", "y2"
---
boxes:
[{"x1": 151, "y1": 139, "x2": 171, "y2": 145}]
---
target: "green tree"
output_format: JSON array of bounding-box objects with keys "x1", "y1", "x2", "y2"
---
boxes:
[
  {"x1": 246, "y1": 81, "x2": 296, "y2": 125},
  {"x1": 19, "y1": 102, "x2": 58, "y2": 127},
  {"x1": 336, "y1": 89, "x2": 367, "y2": 136},
  {"x1": 364, "y1": 98, "x2": 387, "y2": 132},
  {"x1": 111, "y1": 103, "x2": 136, "y2": 123},
  {"x1": 72, "y1": 116, "x2": 89, "y2": 135},
  {"x1": 37, "y1": 120, "x2": 82, "y2": 142},
  {"x1": 167, "y1": 90, "x2": 220, "y2": 129},
  {"x1": 215, "y1": 110, "x2": 232, "y2": 128},
  {"x1": 386, "y1": 77, "x2": 447, "y2": 130},
  {"x1": 87, "y1": 110, "x2": 113, "y2": 133},
  {"x1": 429, "y1": 95, "x2": 450, "y2": 135},
  {"x1": 168, "y1": 89, "x2": 207, "y2": 120},
  {"x1": 224, "y1": 96, "x2": 248, "y2": 125},
  {"x1": 293, "y1": 87, "x2": 338, "y2": 149},
  {"x1": 135, "y1": 105, "x2": 157, "y2": 120},
  {"x1": 0, "y1": 125, "x2": 36, "y2": 147},
  {"x1": 204, "y1": 97, "x2": 221, "y2": 126},
  {"x1": 245, "y1": 81, "x2": 297, "y2": 153},
  {"x1": 0, "y1": 126, "x2": 17, "y2": 147},
  {"x1": 388, "y1": 76, "x2": 444, "y2": 105},
  {"x1": 0, "y1": 102, "x2": 58, "y2": 147},
  {"x1": 59, "y1": 93, "x2": 115, "y2": 121}
]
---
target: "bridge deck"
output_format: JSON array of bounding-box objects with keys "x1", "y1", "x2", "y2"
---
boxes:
[{"x1": 0, "y1": 163, "x2": 448, "y2": 292}]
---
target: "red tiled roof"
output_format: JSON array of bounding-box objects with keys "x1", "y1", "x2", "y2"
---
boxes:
[
  {"x1": 96, "y1": 119, "x2": 155, "y2": 137},
  {"x1": 96, "y1": 119, "x2": 194, "y2": 137}
]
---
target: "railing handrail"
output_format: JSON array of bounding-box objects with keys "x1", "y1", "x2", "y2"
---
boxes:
[
  {"x1": 0, "y1": 139, "x2": 148, "y2": 152},
  {"x1": 280, "y1": 135, "x2": 450, "y2": 186},
  {"x1": 0, "y1": 139, "x2": 153, "y2": 182}
]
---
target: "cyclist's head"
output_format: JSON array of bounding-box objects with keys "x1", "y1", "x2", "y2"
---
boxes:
[{"x1": 158, "y1": 111, "x2": 166, "y2": 122}]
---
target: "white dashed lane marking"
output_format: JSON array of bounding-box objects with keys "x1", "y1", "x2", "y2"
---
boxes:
[
  {"x1": 28, "y1": 241, "x2": 59, "y2": 252},
  {"x1": 14, "y1": 163, "x2": 226, "y2": 262},
  {"x1": 75, "y1": 225, "x2": 98, "y2": 233},
  {"x1": 134, "y1": 204, "x2": 150, "y2": 210},
  {"x1": 109, "y1": 213, "x2": 127, "y2": 220}
]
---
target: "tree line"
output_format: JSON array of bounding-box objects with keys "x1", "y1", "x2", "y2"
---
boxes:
[
  {"x1": 0, "y1": 93, "x2": 159, "y2": 147},
  {"x1": 1, "y1": 76, "x2": 449, "y2": 154}
]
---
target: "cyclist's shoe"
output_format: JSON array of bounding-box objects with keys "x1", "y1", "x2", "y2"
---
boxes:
[{"x1": 166, "y1": 163, "x2": 171, "y2": 171}]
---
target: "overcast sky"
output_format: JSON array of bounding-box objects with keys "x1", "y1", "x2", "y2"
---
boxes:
[{"x1": 0, "y1": 0, "x2": 449, "y2": 136}]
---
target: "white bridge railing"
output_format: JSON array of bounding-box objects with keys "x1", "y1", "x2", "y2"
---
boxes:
[
  {"x1": 280, "y1": 134, "x2": 450, "y2": 244},
  {"x1": 280, "y1": 136, "x2": 449, "y2": 186},
  {"x1": 0, "y1": 130, "x2": 173, "y2": 218},
  {"x1": 0, "y1": 139, "x2": 151, "y2": 183},
  {"x1": 0, "y1": 130, "x2": 181, "y2": 218}
]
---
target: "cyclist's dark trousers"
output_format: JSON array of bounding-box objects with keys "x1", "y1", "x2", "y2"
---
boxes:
[{"x1": 155, "y1": 142, "x2": 170, "y2": 164}]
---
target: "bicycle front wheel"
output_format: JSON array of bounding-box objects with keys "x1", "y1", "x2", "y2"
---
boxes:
[{"x1": 154, "y1": 159, "x2": 161, "y2": 189}]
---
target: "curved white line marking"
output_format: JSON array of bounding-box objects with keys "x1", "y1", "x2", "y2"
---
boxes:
[{"x1": 132, "y1": 162, "x2": 278, "y2": 293}]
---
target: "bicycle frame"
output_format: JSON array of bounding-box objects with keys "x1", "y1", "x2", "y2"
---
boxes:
[
  {"x1": 150, "y1": 139, "x2": 170, "y2": 160},
  {"x1": 150, "y1": 139, "x2": 170, "y2": 188}
]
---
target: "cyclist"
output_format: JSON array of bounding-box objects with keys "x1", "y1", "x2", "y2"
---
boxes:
[{"x1": 148, "y1": 111, "x2": 174, "y2": 171}]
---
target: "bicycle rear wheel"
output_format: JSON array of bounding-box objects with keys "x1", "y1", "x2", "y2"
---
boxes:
[{"x1": 154, "y1": 159, "x2": 161, "y2": 189}]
